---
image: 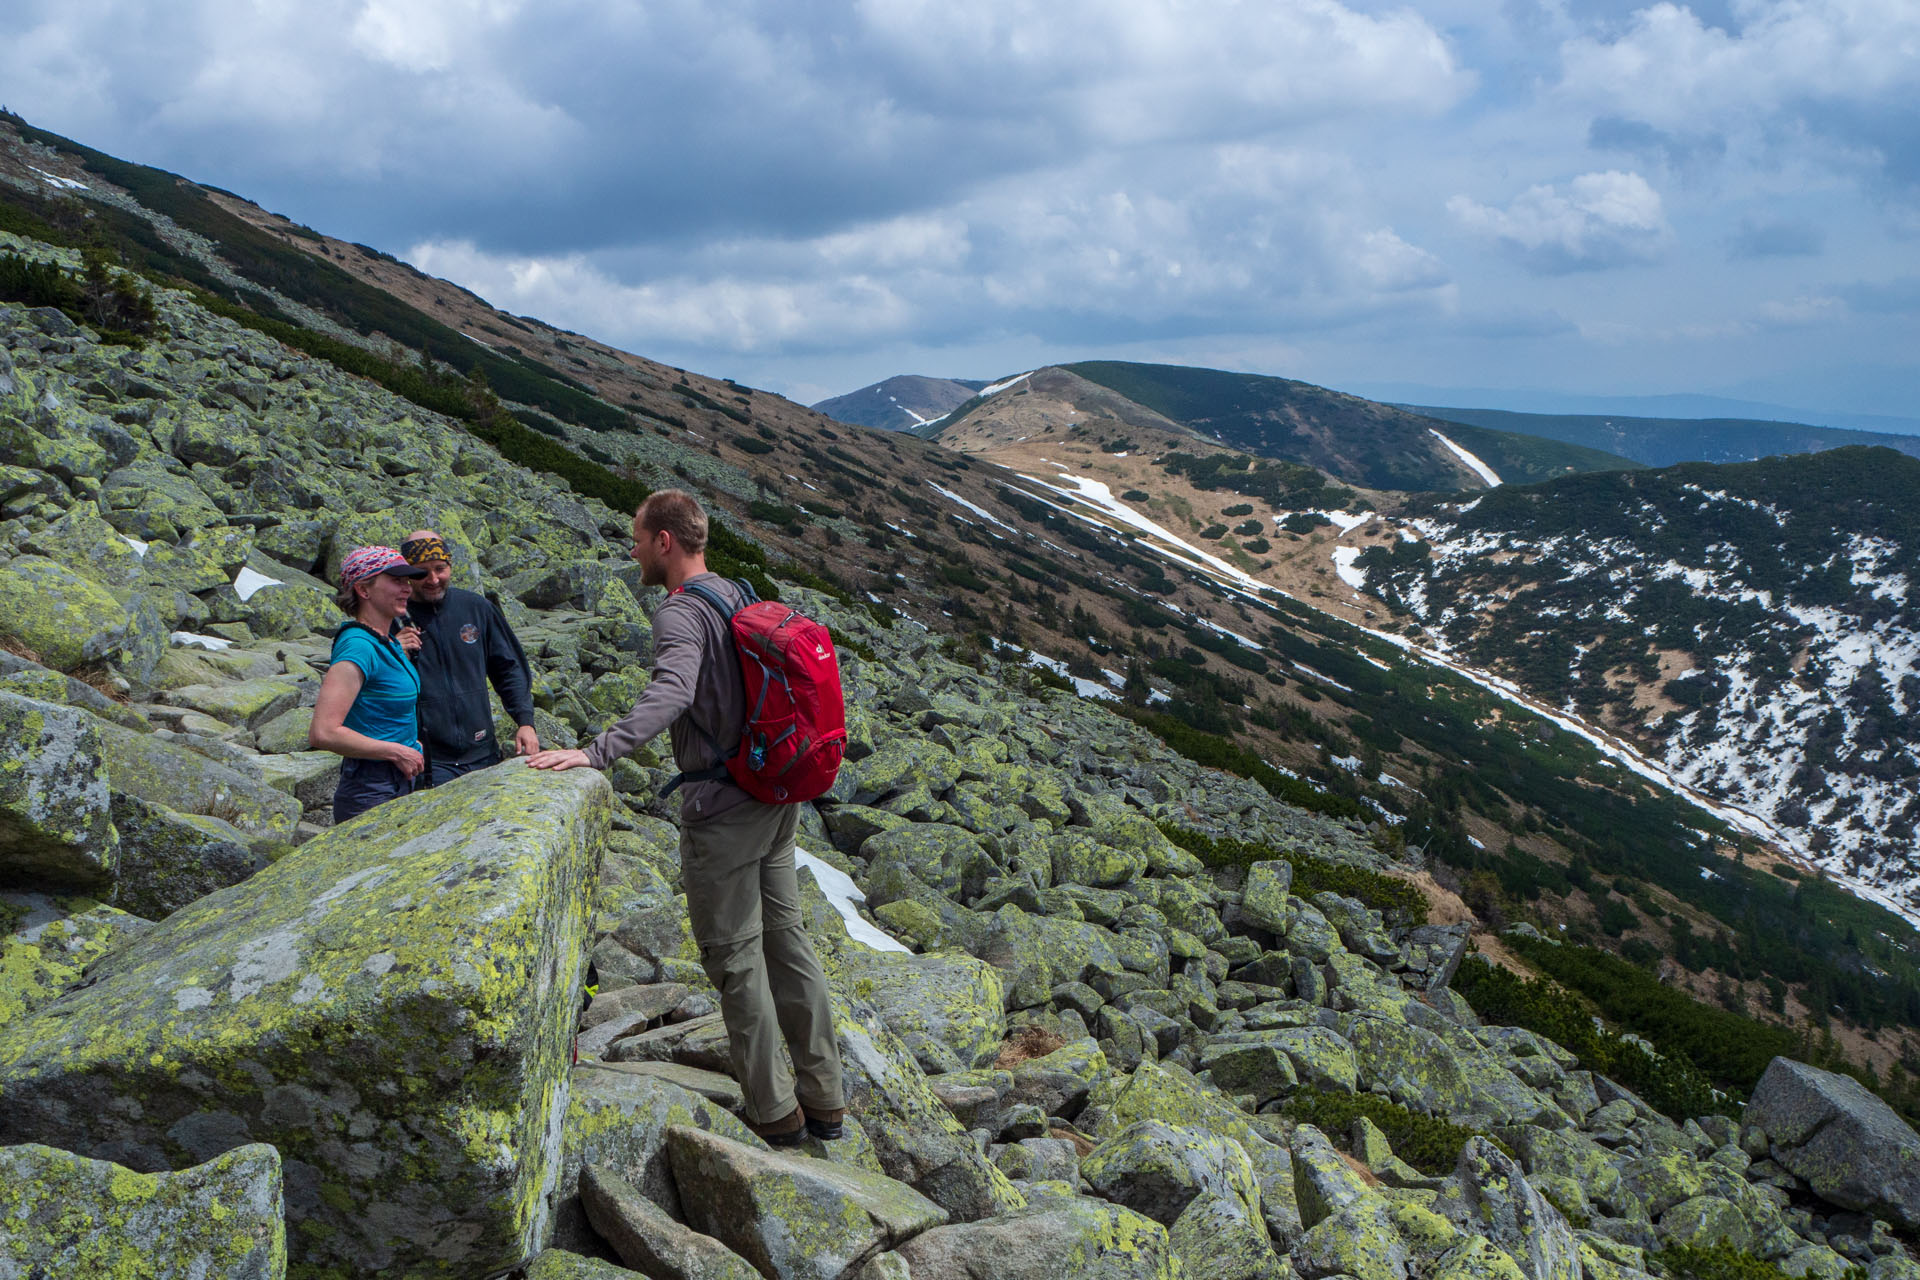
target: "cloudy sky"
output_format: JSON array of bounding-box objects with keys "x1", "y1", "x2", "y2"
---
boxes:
[{"x1": 4, "y1": 0, "x2": 1916, "y2": 421}]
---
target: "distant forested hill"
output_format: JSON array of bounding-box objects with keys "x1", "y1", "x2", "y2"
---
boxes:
[{"x1": 1408, "y1": 404, "x2": 1920, "y2": 467}]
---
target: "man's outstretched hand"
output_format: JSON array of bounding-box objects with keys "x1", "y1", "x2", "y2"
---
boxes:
[{"x1": 528, "y1": 747, "x2": 591, "y2": 771}]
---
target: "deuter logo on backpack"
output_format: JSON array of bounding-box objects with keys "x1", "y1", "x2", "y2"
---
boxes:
[{"x1": 668, "y1": 579, "x2": 848, "y2": 804}]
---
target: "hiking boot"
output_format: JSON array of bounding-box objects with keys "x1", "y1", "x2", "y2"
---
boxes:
[
  {"x1": 750, "y1": 1107, "x2": 807, "y2": 1148},
  {"x1": 805, "y1": 1107, "x2": 846, "y2": 1142}
]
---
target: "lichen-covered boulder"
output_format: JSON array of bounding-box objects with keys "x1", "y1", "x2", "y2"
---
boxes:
[
  {"x1": 162, "y1": 678, "x2": 301, "y2": 730},
  {"x1": 0, "y1": 691, "x2": 117, "y2": 892},
  {"x1": 966, "y1": 903, "x2": 1125, "y2": 1008},
  {"x1": 1223, "y1": 1025, "x2": 1358, "y2": 1094},
  {"x1": 836, "y1": 945, "x2": 1007, "y2": 1073},
  {"x1": 1440, "y1": 1136, "x2": 1581, "y2": 1280},
  {"x1": 1347, "y1": 1013, "x2": 1554, "y2": 1126},
  {"x1": 1283, "y1": 901, "x2": 1342, "y2": 963},
  {"x1": 1169, "y1": 1190, "x2": 1285, "y2": 1280},
  {"x1": 524, "y1": 1249, "x2": 648, "y2": 1279},
  {"x1": 549, "y1": 1062, "x2": 766, "y2": 1253},
  {"x1": 1047, "y1": 828, "x2": 1149, "y2": 890},
  {"x1": 0, "y1": 764, "x2": 610, "y2": 1278},
  {"x1": 853, "y1": 737, "x2": 962, "y2": 802},
  {"x1": 666, "y1": 1124, "x2": 948, "y2": 1280},
  {"x1": 107, "y1": 791, "x2": 271, "y2": 920},
  {"x1": 860, "y1": 822, "x2": 996, "y2": 900},
  {"x1": 0, "y1": 1141, "x2": 285, "y2": 1279},
  {"x1": 206, "y1": 557, "x2": 340, "y2": 641},
  {"x1": 579, "y1": 1163, "x2": 760, "y2": 1280},
  {"x1": 0, "y1": 891, "x2": 153, "y2": 1028},
  {"x1": 253, "y1": 706, "x2": 315, "y2": 755},
  {"x1": 1746, "y1": 1056, "x2": 1920, "y2": 1230},
  {"x1": 1095, "y1": 1061, "x2": 1300, "y2": 1240},
  {"x1": 893, "y1": 1194, "x2": 1182, "y2": 1280},
  {"x1": 1240, "y1": 860, "x2": 1294, "y2": 933},
  {"x1": 255, "y1": 751, "x2": 343, "y2": 812},
  {"x1": 96, "y1": 717, "x2": 301, "y2": 843},
  {"x1": 1081, "y1": 1119, "x2": 1263, "y2": 1226},
  {"x1": 0, "y1": 554, "x2": 165, "y2": 679},
  {"x1": 833, "y1": 996, "x2": 1028, "y2": 1222}
]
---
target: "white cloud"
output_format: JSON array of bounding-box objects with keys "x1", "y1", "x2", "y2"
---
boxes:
[
  {"x1": 1559, "y1": 0, "x2": 1920, "y2": 127},
  {"x1": 1450, "y1": 170, "x2": 1672, "y2": 272},
  {"x1": 407, "y1": 239, "x2": 915, "y2": 353},
  {"x1": 410, "y1": 139, "x2": 1453, "y2": 357},
  {"x1": 3, "y1": 0, "x2": 1915, "y2": 413}
]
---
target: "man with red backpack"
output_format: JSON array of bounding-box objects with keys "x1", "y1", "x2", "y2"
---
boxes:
[{"x1": 529, "y1": 490, "x2": 846, "y2": 1147}]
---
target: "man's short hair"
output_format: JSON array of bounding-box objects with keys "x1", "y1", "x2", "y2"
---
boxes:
[{"x1": 639, "y1": 489, "x2": 709, "y2": 555}]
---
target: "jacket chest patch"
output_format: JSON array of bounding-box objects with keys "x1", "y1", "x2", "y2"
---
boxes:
[{"x1": 459, "y1": 623, "x2": 480, "y2": 644}]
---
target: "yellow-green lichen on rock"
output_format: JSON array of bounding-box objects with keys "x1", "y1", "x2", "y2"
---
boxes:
[
  {"x1": 0, "y1": 763, "x2": 610, "y2": 1279},
  {"x1": 548, "y1": 1062, "x2": 767, "y2": 1254},
  {"x1": 0, "y1": 690, "x2": 118, "y2": 891},
  {"x1": 0, "y1": 891, "x2": 153, "y2": 1029},
  {"x1": 0, "y1": 1140, "x2": 286, "y2": 1280},
  {"x1": 666, "y1": 1124, "x2": 948, "y2": 1280},
  {"x1": 892, "y1": 1193, "x2": 1184, "y2": 1280},
  {"x1": 0, "y1": 554, "x2": 159, "y2": 676}
]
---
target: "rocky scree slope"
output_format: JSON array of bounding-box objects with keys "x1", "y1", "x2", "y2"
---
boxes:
[
  {"x1": 2, "y1": 279, "x2": 1920, "y2": 1279},
  {"x1": 1357, "y1": 449, "x2": 1920, "y2": 924}
]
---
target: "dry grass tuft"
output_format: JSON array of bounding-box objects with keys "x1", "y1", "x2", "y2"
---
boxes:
[
  {"x1": 993, "y1": 1024, "x2": 1066, "y2": 1068},
  {"x1": 0, "y1": 633, "x2": 40, "y2": 663},
  {"x1": 69, "y1": 662, "x2": 131, "y2": 703}
]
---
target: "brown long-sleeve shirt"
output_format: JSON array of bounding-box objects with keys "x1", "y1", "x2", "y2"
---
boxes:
[{"x1": 583, "y1": 573, "x2": 751, "y2": 823}]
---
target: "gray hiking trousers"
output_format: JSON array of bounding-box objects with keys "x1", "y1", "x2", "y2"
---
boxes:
[{"x1": 680, "y1": 799, "x2": 845, "y2": 1126}]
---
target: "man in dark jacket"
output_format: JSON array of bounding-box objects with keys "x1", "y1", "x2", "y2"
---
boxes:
[{"x1": 397, "y1": 530, "x2": 539, "y2": 786}]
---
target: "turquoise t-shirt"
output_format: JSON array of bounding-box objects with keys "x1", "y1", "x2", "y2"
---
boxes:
[{"x1": 329, "y1": 624, "x2": 421, "y2": 747}]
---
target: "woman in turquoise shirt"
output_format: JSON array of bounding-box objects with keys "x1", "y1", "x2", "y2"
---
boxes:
[{"x1": 310, "y1": 545, "x2": 430, "y2": 823}]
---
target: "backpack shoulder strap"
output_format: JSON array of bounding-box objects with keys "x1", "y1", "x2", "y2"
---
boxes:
[
  {"x1": 658, "y1": 579, "x2": 741, "y2": 798},
  {"x1": 677, "y1": 579, "x2": 739, "y2": 621}
]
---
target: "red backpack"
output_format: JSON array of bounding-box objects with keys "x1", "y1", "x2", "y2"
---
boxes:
[{"x1": 666, "y1": 579, "x2": 848, "y2": 805}]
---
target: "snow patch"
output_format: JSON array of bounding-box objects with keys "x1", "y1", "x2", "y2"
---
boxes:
[
  {"x1": 927, "y1": 482, "x2": 1018, "y2": 533},
  {"x1": 28, "y1": 165, "x2": 87, "y2": 191},
  {"x1": 171, "y1": 631, "x2": 233, "y2": 651},
  {"x1": 797, "y1": 850, "x2": 908, "y2": 954},
  {"x1": 1428, "y1": 430, "x2": 1502, "y2": 487},
  {"x1": 1331, "y1": 546, "x2": 1366, "y2": 590}
]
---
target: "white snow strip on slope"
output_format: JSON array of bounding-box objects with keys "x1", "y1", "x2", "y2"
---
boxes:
[
  {"x1": 1428, "y1": 430, "x2": 1502, "y2": 487},
  {"x1": 1331, "y1": 546, "x2": 1366, "y2": 590},
  {"x1": 927, "y1": 482, "x2": 1018, "y2": 533},
  {"x1": 28, "y1": 165, "x2": 87, "y2": 191},
  {"x1": 232, "y1": 567, "x2": 284, "y2": 601},
  {"x1": 120, "y1": 535, "x2": 150, "y2": 558},
  {"x1": 1197, "y1": 619, "x2": 1264, "y2": 651},
  {"x1": 1021, "y1": 473, "x2": 1272, "y2": 599},
  {"x1": 171, "y1": 631, "x2": 233, "y2": 651},
  {"x1": 992, "y1": 640, "x2": 1121, "y2": 703},
  {"x1": 978, "y1": 371, "x2": 1032, "y2": 398},
  {"x1": 796, "y1": 850, "x2": 909, "y2": 953}
]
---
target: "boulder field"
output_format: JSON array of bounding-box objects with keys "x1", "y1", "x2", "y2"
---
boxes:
[{"x1": 3, "y1": 267, "x2": 1920, "y2": 1278}]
